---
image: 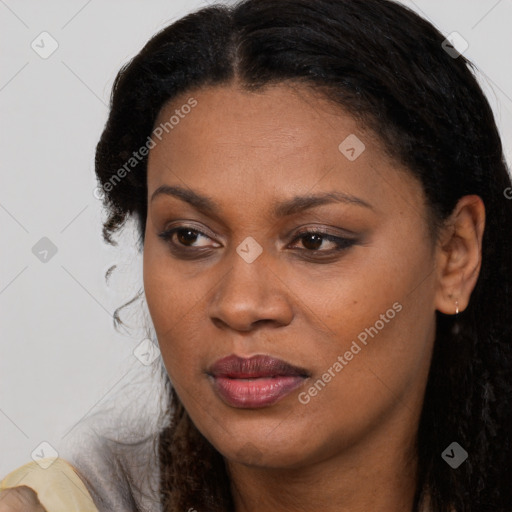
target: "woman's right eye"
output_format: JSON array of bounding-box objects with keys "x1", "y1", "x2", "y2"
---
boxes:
[{"x1": 158, "y1": 227, "x2": 221, "y2": 249}]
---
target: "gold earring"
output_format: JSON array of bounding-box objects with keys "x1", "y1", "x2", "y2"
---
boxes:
[{"x1": 452, "y1": 300, "x2": 461, "y2": 335}]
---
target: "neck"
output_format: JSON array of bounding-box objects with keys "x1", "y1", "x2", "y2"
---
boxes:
[{"x1": 226, "y1": 408, "x2": 420, "y2": 512}]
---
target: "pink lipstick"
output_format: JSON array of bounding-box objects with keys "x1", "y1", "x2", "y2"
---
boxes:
[{"x1": 207, "y1": 354, "x2": 310, "y2": 408}]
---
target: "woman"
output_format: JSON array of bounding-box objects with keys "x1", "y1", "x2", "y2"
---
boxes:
[{"x1": 1, "y1": 0, "x2": 511, "y2": 511}]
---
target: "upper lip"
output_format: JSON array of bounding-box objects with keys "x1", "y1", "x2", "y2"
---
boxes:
[{"x1": 207, "y1": 354, "x2": 310, "y2": 379}]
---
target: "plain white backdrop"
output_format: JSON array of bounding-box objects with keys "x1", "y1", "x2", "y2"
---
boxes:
[{"x1": 1, "y1": 0, "x2": 511, "y2": 476}]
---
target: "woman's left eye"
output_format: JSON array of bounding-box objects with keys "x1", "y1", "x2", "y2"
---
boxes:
[{"x1": 288, "y1": 230, "x2": 356, "y2": 252}]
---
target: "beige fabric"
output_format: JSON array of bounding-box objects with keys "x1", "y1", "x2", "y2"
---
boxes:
[{"x1": 0, "y1": 457, "x2": 99, "y2": 512}]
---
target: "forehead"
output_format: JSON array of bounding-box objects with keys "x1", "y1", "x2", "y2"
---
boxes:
[
  {"x1": 150, "y1": 83, "x2": 364, "y2": 162},
  {"x1": 146, "y1": 82, "x2": 423, "y2": 219}
]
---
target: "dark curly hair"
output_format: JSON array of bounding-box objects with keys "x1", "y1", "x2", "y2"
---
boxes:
[{"x1": 94, "y1": 0, "x2": 512, "y2": 510}]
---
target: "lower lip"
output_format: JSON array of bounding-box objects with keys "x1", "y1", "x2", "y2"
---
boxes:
[{"x1": 210, "y1": 375, "x2": 306, "y2": 408}]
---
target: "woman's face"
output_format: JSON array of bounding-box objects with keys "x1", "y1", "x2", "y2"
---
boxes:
[{"x1": 143, "y1": 83, "x2": 440, "y2": 469}]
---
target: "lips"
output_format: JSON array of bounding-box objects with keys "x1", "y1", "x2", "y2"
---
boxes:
[{"x1": 207, "y1": 354, "x2": 310, "y2": 408}]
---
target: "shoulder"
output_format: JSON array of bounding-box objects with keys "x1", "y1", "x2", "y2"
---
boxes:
[
  {"x1": 59, "y1": 422, "x2": 163, "y2": 512},
  {"x1": 0, "y1": 457, "x2": 99, "y2": 511}
]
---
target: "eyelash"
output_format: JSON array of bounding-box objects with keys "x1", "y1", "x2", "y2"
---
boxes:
[{"x1": 157, "y1": 226, "x2": 357, "y2": 257}]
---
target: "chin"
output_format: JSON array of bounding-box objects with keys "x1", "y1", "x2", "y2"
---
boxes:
[{"x1": 214, "y1": 428, "x2": 317, "y2": 469}]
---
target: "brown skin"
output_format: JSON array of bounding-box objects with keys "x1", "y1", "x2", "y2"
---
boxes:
[
  {"x1": 143, "y1": 83, "x2": 485, "y2": 512},
  {"x1": 0, "y1": 486, "x2": 47, "y2": 512}
]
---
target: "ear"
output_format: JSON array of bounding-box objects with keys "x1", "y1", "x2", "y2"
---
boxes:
[{"x1": 434, "y1": 195, "x2": 486, "y2": 315}]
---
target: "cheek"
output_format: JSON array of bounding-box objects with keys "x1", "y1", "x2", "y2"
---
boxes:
[
  {"x1": 143, "y1": 242, "x2": 192, "y2": 371},
  {"x1": 295, "y1": 246, "x2": 437, "y2": 439},
  {"x1": 297, "y1": 296, "x2": 436, "y2": 457},
  {"x1": 142, "y1": 239, "x2": 222, "y2": 397}
]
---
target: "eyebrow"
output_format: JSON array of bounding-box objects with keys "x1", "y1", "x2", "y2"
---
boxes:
[{"x1": 150, "y1": 185, "x2": 374, "y2": 217}]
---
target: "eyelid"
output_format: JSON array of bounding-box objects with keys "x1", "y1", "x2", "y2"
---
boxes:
[
  {"x1": 160, "y1": 222, "x2": 355, "y2": 242},
  {"x1": 290, "y1": 225, "x2": 356, "y2": 238},
  {"x1": 285, "y1": 222, "x2": 358, "y2": 237}
]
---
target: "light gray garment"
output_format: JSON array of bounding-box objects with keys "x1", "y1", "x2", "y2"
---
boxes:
[
  {"x1": 60, "y1": 424, "x2": 163, "y2": 512},
  {"x1": 58, "y1": 362, "x2": 171, "y2": 512}
]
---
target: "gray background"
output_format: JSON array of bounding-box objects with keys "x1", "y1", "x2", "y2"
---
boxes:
[{"x1": 1, "y1": 0, "x2": 511, "y2": 476}]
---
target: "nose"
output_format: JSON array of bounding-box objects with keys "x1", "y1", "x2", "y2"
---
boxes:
[{"x1": 208, "y1": 248, "x2": 294, "y2": 332}]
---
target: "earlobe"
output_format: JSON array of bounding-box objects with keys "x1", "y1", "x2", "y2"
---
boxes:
[{"x1": 434, "y1": 195, "x2": 485, "y2": 316}]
